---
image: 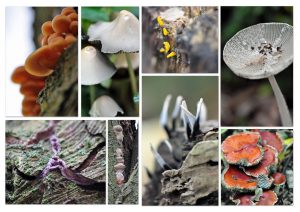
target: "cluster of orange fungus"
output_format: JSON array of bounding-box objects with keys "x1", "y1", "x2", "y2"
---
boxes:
[
  {"x1": 12, "y1": 7, "x2": 78, "y2": 116},
  {"x1": 222, "y1": 165, "x2": 257, "y2": 191},
  {"x1": 11, "y1": 66, "x2": 45, "y2": 116},
  {"x1": 222, "y1": 132, "x2": 263, "y2": 166},
  {"x1": 25, "y1": 7, "x2": 78, "y2": 77}
]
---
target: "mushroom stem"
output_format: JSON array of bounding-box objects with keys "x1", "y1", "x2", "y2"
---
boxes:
[
  {"x1": 89, "y1": 84, "x2": 97, "y2": 106},
  {"x1": 268, "y1": 75, "x2": 292, "y2": 126},
  {"x1": 125, "y1": 53, "x2": 138, "y2": 109}
]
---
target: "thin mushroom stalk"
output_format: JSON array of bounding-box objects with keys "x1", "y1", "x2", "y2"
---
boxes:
[
  {"x1": 125, "y1": 53, "x2": 138, "y2": 112},
  {"x1": 268, "y1": 75, "x2": 292, "y2": 126}
]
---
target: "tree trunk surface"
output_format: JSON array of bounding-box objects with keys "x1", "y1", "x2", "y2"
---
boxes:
[
  {"x1": 6, "y1": 120, "x2": 105, "y2": 204},
  {"x1": 142, "y1": 6, "x2": 218, "y2": 73},
  {"x1": 108, "y1": 120, "x2": 139, "y2": 204}
]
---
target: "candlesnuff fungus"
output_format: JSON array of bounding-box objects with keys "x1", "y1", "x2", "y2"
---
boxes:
[
  {"x1": 89, "y1": 95, "x2": 124, "y2": 117},
  {"x1": 87, "y1": 10, "x2": 139, "y2": 53},
  {"x1": 223, "y1": 23, "x2": 293, "y2": 126},
  {"x1": 12, "y1": 7, "x2": 78, "y2": 116},
  {"x1": 222, "y1": 132, "x2": 263, "y2": 166},
  {"x1": 243, "y1": 145, "x2": 278, "y2": 177},
  {"x1": 222, "y1": 165, "x2": 257, "y2": 192},
  {"x1": 81, "y1": 46, "x2": 116, "y2": 85}
]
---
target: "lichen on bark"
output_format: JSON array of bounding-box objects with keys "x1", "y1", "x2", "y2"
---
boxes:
[
  {"x1": 6, "y1": 120, "x2": 106, "y2": 204},
  {"x1": 108, "y1": 120, "x2": 139, "y2": 204}
]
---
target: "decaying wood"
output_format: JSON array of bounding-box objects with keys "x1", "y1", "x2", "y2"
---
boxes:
[
  {"x1": 160, "y1": 140, "x2": 218, "y2": 205},
  {"x1": 142, "y1": 7, "x2": 218, "y2": 73},
  {"x1": 6, "y1": 120, "x2": 105, "y2": 204},
  {"x1": 108, "y1": 120, "x2": 138, "y2": 204},
  {"x1": 38, "y1": 43, "x2": 78, "y2": 116}
]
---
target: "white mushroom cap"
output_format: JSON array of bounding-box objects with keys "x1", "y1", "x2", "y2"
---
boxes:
[
  {"x1": 160, "y1": 7, "x2": 185, "y2": 22},
  {"x1": 87, "y1": 10, "x2": 140, "y2": 53},
  {"x1": 89, "y1": 95, "x2": 124, "y2": 117},
  {"x1": 115, "y1": 53, "x2": 139, "y2": 69},
  {"x1": 223, "y1": 23, "x2": 293, "y2": 79},
  {"x1": 81, "y1": 46, "x2": 116, "y2": 85}
]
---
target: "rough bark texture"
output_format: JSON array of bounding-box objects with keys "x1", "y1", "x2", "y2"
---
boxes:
[
  {"x1": 142, "y1": 6, "x2": 218, "y2": 73},
  {"x1": 6, "y1": 120, "x2": 105, "y2": 204},
  {"x1": 108, "y1": 120, "x2": 139, "y2": 204},
  {"x1": 38, "y1": 44, "x2": 78, "y2": 116},
  {"x1": 143, "y1": 123, "x2": 219, "y2": 205}
]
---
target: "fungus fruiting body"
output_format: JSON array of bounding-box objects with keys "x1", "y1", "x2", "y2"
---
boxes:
[
  {"x1": 86, "y1": 9, "x2": 139, "y2": 113},
  {"x1": 222, "y1": 165, "x2": 257, "y2": 191},
  {"x1": 87, "y1": 10, "x2": 139, "y2": 53},
  {"x1": 259, "y1": 131, "x2": 284, "y2": 153},
  {"x1": 222, "y1": 132, "x2": 263, "y2": 166},
  {"x1": 113, "y1": 125, "x2": 125, "y2": 187},
  {"x1": 81, "y1": 46, "x2": 116, "y2": 85},
  {"x1": 256, "y1": 190, "x2": 278, "y2": 205},
  {"x1": 243, "y1": 145, "x2": 278, "y2": 177},
  {"x1": 222, "y1": 130, "x2": 289, "y2": 205},
  {"x1": 89, "y1": 95, "x2": 124, "y2": 117},
  {"x1": 223, "y1": 23, "x2": 293, "y2": 126},
  {"x1": 12, "y1": 7, "x2": 78, "y2": 116}
]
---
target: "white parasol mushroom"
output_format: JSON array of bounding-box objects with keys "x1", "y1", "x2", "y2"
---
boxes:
[
  {"x1": 81, "y1": 46, "x2": 116, "y2": 85},
  {"x1": 223, "y1": 23, "x2": 293, "y2": 126}
]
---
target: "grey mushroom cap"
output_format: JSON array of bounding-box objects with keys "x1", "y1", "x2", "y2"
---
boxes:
[
  {"x1": 223, "y1": 23, "x2": 293, "y2": 79},
  {"x1": 87, "y1": 10, "x2": 140, "y2": 53}
]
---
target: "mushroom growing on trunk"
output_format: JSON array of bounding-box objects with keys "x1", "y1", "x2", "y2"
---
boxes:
[{"x1": 223, "y1": 23, "x2": 293, "y2": 126}]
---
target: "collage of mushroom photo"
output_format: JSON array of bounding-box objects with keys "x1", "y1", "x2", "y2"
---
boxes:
[{"x1": 3, "y1": 2, "x2": 294, "y2": 208}]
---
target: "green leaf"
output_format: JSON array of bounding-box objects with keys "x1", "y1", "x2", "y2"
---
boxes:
[
  {"x1": 284, "y1": 138, "x2": 293, "y2": 146},
  {"x1": 81, "y1": 7, "x2": 110, "y2": 22}
]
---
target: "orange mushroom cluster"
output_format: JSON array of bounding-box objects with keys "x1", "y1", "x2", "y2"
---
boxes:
[
  {"x1": 11, "y1": 7, "x2": 78, "y2": 116},
  {"x1": 222, "y1": 131, "x2": 286, "y2": 205},
  {"x1": 11, "y1": 66, "x2": 45, "y2": 116}
]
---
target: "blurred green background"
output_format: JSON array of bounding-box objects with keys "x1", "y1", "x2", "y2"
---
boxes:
[
  {"x1": 142, "y1": 76, "x2": 218, "y2": 186},
  {"x1": 221, "y1": 6, "x2": 293, "y2": 126},
  {"x1": 81, "y1": 7, "x2": 139, "y2": 117},
  {"x1": 81, "y1": 7, "x2": 139, "y2": 34}
]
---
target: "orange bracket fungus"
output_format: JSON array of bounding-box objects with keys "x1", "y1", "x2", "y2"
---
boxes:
[
  {"x1": 256, "y1": 190, "x2": 278, "y2": 205},
  {"x1": 12, "y1": 7, "x2": 78, "y2": 116},
  {"x1": 222, "y1": 132, "x2": 263, "y2": 166},
  {"x1": 222, "y1": 131, "x2": 287, "y2": 205},
  {"x1": 243, "y1": 145, "x2": 278, "y2": 177},
  {"x1": 231, "y1": 194, "x2": 255, "y2": 205},
  {"x1": 258, "y1": 131, "x2": 284, "y2": 153},
  {"x1": 222, "y1": 165, "x2": 257, "y2": 192}
]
